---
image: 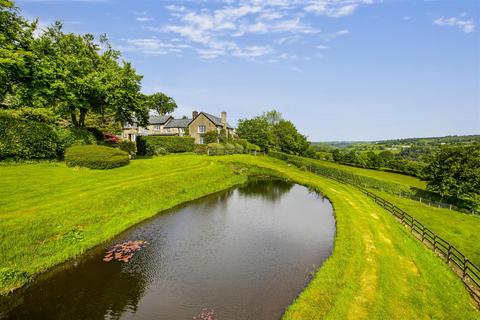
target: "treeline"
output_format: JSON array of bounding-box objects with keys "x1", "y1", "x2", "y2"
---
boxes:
[{"x1": 236, "y1": 110, "x2": 310, "y2": 156}]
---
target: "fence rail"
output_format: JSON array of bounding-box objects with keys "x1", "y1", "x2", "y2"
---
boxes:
[{"x1": 269, "y1": 151, "x2": 480, "y2": 302}]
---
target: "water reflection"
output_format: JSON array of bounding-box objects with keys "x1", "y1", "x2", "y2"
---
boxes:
[{"x1": 0, "y1": 180, "x2": 335, "y2": 320}]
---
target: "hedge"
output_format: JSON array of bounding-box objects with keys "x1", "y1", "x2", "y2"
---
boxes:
[
  {"x1": 55, "y1": 127, "x2": 97, "y2": 156},
  {"x1": 65, "y1": 145, "x2": 129, "y2": 169},
  {"x1": 137, "y1": 136, "x2": 195, "y2": 155},
  {"x1": 0, "y1": 113, "x2": 58, "y2": 160}
]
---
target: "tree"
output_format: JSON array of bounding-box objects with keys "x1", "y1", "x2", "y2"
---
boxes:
[
  {"x1": 0, "y1": 0, "x2": 36, "y2": 104},
  {"x1": 423, "y1": 144, "x2": 480, "y2": 205},
  {"x1": 263, "y1": 110, "x2": 282, "y2": 126},
  {"x1": 203, "y1": 130, "x2": 219, "y2": 144},
  {"x1": 15, "y1": 22, "x2": 147, "y2": 127},
  {"x1": 144, "y1": 92, "x2": 177, "y2": 116},
  {"x1": 236, "y1": 116, "x2": 274, "y2": 151},
  {"x1": 272, "y1": 119, "x2": 309, "y2": 155}
]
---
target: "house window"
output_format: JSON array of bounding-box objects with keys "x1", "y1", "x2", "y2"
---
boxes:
[
  {"x1": 198, "y1": 125, "x2": 206, "y2": 133},
  {"x1": 199, "y1": 136, "x2": 205, "y2": 144},
  {"x1": 154, "y1": 125, "x2": 161, "y2": 131}
]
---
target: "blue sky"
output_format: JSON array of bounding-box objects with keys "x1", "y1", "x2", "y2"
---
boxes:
[{"x1": 17, "y1": 0, "x2": 480, "y2": 141}]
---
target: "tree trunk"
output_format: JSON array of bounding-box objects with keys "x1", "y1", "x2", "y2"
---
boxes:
[
  {"x1": 79, "y1": 109, "x2": 87, "y2": 127},
  {"x1": 70, "y1": 112, "x2": 79, "y2": 127}
]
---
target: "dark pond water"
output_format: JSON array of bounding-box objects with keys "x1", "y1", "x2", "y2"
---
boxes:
[{"x1": 0, "y1": 180, "x2": 335, "y2": 320}]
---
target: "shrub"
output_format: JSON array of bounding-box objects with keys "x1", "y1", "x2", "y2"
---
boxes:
[
  {"x1": 194, "y1": 144, "x2": 208, "y2": 154},
  {"x1": 237, "y1": 139, "x2": 249, "y2": 150},
  {"x1": 246, "y1": 142, "x2": 261, "y2": 152},
  {"x1": 234, "y1": 143, "x2": 244, "y2": 154},
  {"x1": 137, "y1": 136, "x2": 195, "y2": 155},
  {"x1": 117, "y1": 140, "x2": 136, "y2": 155},
  {"x1": 224, "y1": 143, "x2": 235, "y2": 154},
  {"x1": 103, "y1": 132, "x2": 120, "y2": 145},
  {"x1": 203, "y1": 130, "x2": 219, "y2": 144},
  {"x1": 55, "y1": 127, "x2": 97, "y2": 156},
  {"x1": 207, "y1": 142, "x2": 225, "y2": 155},
  {"x1": 0, "y1": 113, "x2": 58, "y2": 160},
  {"x1": 65, "y1": 145, "x2": 129, "y2": 169}
]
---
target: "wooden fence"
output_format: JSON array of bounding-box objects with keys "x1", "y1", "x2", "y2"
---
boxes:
[{"x1": 269, "y1": 151, "x2": 480, "y2": 301}]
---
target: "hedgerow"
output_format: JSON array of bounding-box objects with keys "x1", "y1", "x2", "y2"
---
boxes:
[
  {"x1": 0, "y1": 113, "x2": 58, "y2": 160},
  {"x1": 65, "y1": 145, "x2": 129, "y2": 169},
  {"x1": 137, "y1": 136, "x2": 195, "y2": 155}
]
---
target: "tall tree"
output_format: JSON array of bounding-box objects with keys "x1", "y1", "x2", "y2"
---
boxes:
[
  {"x1": 0, "y1": 0, "x2": 36, "y2": 104},
  {"x1": 144, "y1": 92, "x2": 177, "y2": 116},
  {"x1": 272, "y1": 119, "x2": 309, "y2": 155},
  {"x1": 423, "y1": 144, "x2": 480, "y2": 206},
  {"x1": 263, "y1": 110, "x2": 282, "y2": 126},
  {"x1": 15, "y1": 22, "x2": 148, "y2": 127},
  {"x1": 236, "y1": 116, "x2": 274, "y2": 151}
]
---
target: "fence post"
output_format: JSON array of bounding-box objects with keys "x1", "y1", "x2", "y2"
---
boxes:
[
  {"x1": 420, "y1": 197, "x2": 422, "y2": 203},
  {"x1": 449, "y1": 204, "x2": 452, "y2": 210},
  {"x1": 421, "y1": 226, "x2": 425, "y2": 242},
  {"x1": 447, "y1": 245, "x2": 452, "y2": 263},
  {"x1": 433, "y1": 235, "x2": 437, "y2": 252},
  {"x1": 463, "y1": 258, "x2": 468, "y2": 279}
]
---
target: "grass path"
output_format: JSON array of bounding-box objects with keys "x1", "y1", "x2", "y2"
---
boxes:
[{"x1": 1, "y1": 154, "x2": 478, "y2": 318}]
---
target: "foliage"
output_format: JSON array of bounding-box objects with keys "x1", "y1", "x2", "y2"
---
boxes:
[
  {"x1": 136, "y1": 136, "x2": 195, "y2": 155},
  {"x1": 194, "y1": 144, "x2": 208, "y2": 154},
  {"x1": 55, "y1": 127, "x2": 97, "y2": 156},
  {"x1": 203, "y1": 130, "x2": 219, "y2": 144},
  {"x1": 207, "y1": 142, "x2": 225, "y2": 155},
  {"x1": 224, "y1": 142, "x2": 235, "y2": 154},
  {"x1": 8, "y1": 107, "x2": 58, "y2": 124},
  {"x1": 423, "y1": 144, "x2": 480, "y2": 209},
  {"x1": 0, "y1": 0, "x2": 36, "y2": 103},
  {"x1": 13, "y1": 22, "x2": 148, "y2": 128},
  {"x1": 0, "y1": 112, "x2": 58, "y2": 160},
  {"x1": 143, "y1": 92, "x2": 177, "y2": 116},
  {"x1": 262, "y1": 110, "x2": 282, "y2": 125},
  {"x1": 64, "y1": 145, "x2": 129, "y2": 169},
  {"x1": 272, "y1": 119, "x2": 309, "y2": 155},
  {"x1": 236, "y1": 116, "x2": 274, "y2": 151},
  {"x1": 117, "y1": 140, "x2": 136, "y2": 155}
]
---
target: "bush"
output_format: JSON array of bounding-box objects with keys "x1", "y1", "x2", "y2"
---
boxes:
[
  {"x1": 0, "y1": 113, "x2": 58, "y2": 160},
  {"x1": 234, "y1": 143, "x2": 244, "y2": 154},
  {"x1": 203, "y1": 130, "x2": 219, "y2": 144},
  {"x1": 65, "y1": 145, "x2": 129, "y2": 169},
  {"x1": 246, "y1": 142, "x2": 261, "y2": 152},
  {"x1": 55, "y1": 127, "x2": 97, "y2": 156},
  {"x1": 224, "y1": 143, "x2": 235, "y2": 154},
  {"x1": 194, "y1": 144, "x2": 208, "y2": 154},
  {"x1": 137, "y1": 136, "x2": 195, "y2": 155},
  {"x1": 207, "y1": 142, "x2": 225, "y2": 155},
  {"x1": 117, "y1": 140, "x2": 136, "y2": 155}
]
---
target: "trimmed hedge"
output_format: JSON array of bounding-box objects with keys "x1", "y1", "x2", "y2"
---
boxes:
[
  {"x1": 65, "y1": 145, "x2": 129, "y2": 169},
  {"x1": 0, "y1": 113, "x2": 58, "y2": 160},
  {"x1": 137, "y1": 136, "x2": 195, "y2": 155},
  {"x1": 55, "y1": 127, "x2": 97, "y2": 156}
]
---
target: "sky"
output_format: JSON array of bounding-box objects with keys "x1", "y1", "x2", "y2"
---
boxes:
[{"x1": 16, "y1": 0, "x2": 480, "y2": 141}]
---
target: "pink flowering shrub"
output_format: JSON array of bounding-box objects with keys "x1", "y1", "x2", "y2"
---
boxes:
[{"x1": 193, "y1": 308, "x2": 216, "y2": 320}]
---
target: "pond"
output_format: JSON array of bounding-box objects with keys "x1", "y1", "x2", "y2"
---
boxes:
[{"x1": 0, "y1": 180, "x2": 335, "y2": 320}]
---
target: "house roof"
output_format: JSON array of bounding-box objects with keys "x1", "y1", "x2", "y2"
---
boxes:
[
  {"x1": 192, "y1": 112, "x2": 234, "y2": 129},
  {"x1": 164, "y1": 118, "x2": 191, "y2": 129},
  {"x1": 148, "y1": 115, "x2": 172, "y2": 125}
]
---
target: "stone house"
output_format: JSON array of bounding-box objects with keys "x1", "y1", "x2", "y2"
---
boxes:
[{"x1": 122, "y1": 111, "x2": 234, "y2": 144}]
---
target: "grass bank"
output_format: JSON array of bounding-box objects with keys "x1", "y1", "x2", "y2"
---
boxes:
[{"x1": 1, "y1": 154, "x2": 478, "y2": 319}]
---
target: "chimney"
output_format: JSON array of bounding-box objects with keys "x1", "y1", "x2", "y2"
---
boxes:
[
  {"x1": 221, "y1": 111, "x2": 227, "y2": 128},
  {"x1": 192, "y1": 111, "x2": 198, "y2": 119}
]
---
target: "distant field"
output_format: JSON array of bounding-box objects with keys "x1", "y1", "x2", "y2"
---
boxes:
[{"x1": 300, "y1": 158, "x2": 426, "y2": 190}]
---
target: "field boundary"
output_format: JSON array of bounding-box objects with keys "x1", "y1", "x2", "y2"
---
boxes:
[{"x1": 269, "y1": 151, "x2": 480, "y2": 302}]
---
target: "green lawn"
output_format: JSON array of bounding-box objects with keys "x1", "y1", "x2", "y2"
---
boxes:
[
  {"x1": 1, "y1": 154, "x2": 478, "y2": 319},
  {"x1": 377, "y1": 191, "x2": 480, "y2": 266},
  {"x1": 307, "y1": 158, "x2": 426, "y2": 189}
]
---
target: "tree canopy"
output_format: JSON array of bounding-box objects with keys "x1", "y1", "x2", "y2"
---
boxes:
[
  {"x1": 143, "y1": 92, "x2": 177, "y2": 116},
  {"x1": 423, "y1": 144, "x2": 480, "y2": 206}
]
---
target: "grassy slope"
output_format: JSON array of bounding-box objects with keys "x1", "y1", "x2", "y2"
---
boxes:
[
  {"x1": 378, "y1": 191, "x2": 480, "y2": 266},
  {"x1": 1, "y1": 154, "x2": 478, "y2": 319},
  {"x1": 297, "y1": 156, "x2": 480, "y2": 268},
  {"x1": 308, "y1": 158, "x2": 426, "y2": 189}
]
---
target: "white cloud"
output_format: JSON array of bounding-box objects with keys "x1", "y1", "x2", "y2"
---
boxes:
[
  {"x1": 136, "y1": 17, "x2": 154, "y2": 22},
  {"x1": 316, "y1": 45, "x2": 330, "y2": 49},
  {"x1": 433, "y1": 16, "x2": 475, "y2": 33},
  {"x1": 120, "y1": 38, "x2": 190, "y2": 55},
  {"x1": 305, "y1": 0, "x2": 375, "y2": 18},
  {"x1": 403, "y1": 16, "x2": 411, "y2": 21}
]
